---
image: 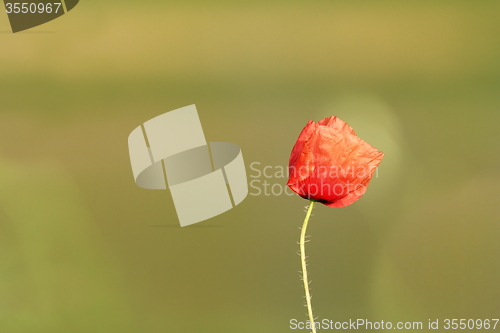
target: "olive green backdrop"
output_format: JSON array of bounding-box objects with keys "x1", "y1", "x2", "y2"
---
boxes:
[{"x1": 0, "y1": 1, "x2": 499, "y2": 332}]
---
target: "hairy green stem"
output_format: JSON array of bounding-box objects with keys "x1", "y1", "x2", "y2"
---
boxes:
[{"x1": 300, "y1": 200, "x2": 316, "y2": 333}]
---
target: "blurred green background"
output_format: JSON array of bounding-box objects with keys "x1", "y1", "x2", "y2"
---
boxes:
[{"x1": 1, "y1": 1, "x2": 500, "y2": 332}]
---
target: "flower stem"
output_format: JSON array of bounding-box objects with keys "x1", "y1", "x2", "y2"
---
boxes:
[{"x1": 300, "y1": 200, "x2": 316, "y2": 333}]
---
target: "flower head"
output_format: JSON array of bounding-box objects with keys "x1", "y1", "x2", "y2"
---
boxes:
[{"x1": 287, "y1": 116, "x2": 384, "y2": 207}]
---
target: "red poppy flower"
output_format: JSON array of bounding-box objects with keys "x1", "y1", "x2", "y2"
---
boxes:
[{"x1": 287, "y1": 116, "x2": 384, "y2": 207}]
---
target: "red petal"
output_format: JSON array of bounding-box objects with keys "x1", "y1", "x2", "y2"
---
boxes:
[
  {"x1": 318, "y1": 116, "x2": 356, "y2": 136},
  {"x1": 288, "y1": 120, "x2": 318, "y2": 168},
  {"x1": 287, "y1": 115, "x2": 384, "y2": 208}
]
